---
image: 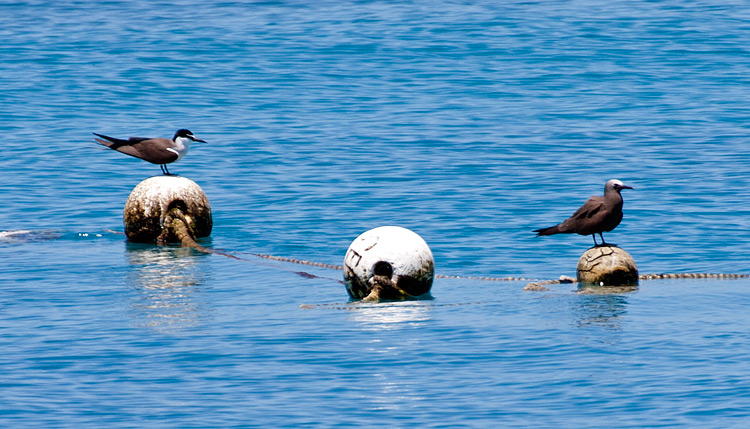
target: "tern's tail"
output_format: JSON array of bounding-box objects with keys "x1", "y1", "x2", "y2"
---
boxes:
[
  {"x1": 533, "y1": 225, "x2": 560, "y2": 236},
  {"x1": 92, "y1": 132, "x2": 127, "y2": 148}
]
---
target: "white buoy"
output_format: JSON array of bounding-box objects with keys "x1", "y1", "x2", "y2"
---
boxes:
[
  {"x1": 124, "y1": 176, "x2": 212, "y2": 243},
  {"x1": 343, "y1": 226, "x2": 434, "y2": 301}
]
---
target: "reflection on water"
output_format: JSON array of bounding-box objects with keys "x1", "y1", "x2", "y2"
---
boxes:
[
  {"x1": 125, "y1": 243, "x2": 211, "y2": 331},
  {"x1": 348, "y1": 301, "x2": 434, "y2": 331},
  {"x1": 573, "y1": 292, "x2": 631, "y2": 330}
]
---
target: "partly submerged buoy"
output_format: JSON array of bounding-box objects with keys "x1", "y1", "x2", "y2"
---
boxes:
[
  {"x1": 343, "y1": 226, "x2": 434, "y2": 301},
  {"x1": 576, "y1": 245, "x2": 638, "y2": 287},
  {"x1": 123, "y1": 176, "x2": 212, "y2": 244}
]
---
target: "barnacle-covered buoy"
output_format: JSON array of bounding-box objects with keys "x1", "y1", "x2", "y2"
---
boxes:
[
  {"x1": 343, "y1": 226, "x2": 434, "y2": 301},
  {"x1": 577, "y1": 245, "x2": 638, "y2": 287},
  {"x1": 123, "y1": 176, "x2": 212, "y2": 244}
]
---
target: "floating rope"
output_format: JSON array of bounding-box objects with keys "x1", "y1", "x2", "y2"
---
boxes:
[
  {"x1": 159, "y1": 215, "x2": 347, "y2": 282},
  {"x1": 523, "y1": 272, "x2": 750, "y2": 291},
  {"x1": 166, "y1": 228, "x2": 750, "y2": 286},
  {"x1": 435, "y1": 274, "x2": 532, "y2": 281},
  {"x1": 161, "y1": 207, "x2": 239, "y2": 260},
  {"x1": 236, "y1": 251, "x2": 537, "y2": 282},
  {"x1": 249, "y1": 253, "x2": 343, "y2": 270},
  {"x1": 161, "y1": 208, "x2": 202, "y2": 248},
  {"x1": 639, "y1": 272, "x2": 750, "y2": 280},
  {"x1": 76, "y1": 220, "x2": 750, "y2": 287}
]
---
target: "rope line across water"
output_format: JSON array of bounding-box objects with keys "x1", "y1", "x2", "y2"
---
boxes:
[
  {"x1": 639, "y1": 273, "x2": 750, "y2": 280},
  {"x1": 250, "y1": 253, "x2": 343, "y2": 270},
  {"x1": 523, "y1": 272, "x2": 750, "y2": 291},
  {"x1": 239, "y1": 253, "x2": 750, "y2": 283},
  {"x1": 163, "y1": 219, "x2": 750, "y2": 284},
  {"x1": 249, "y1": 254, "x2": 534, "y2": 281}
]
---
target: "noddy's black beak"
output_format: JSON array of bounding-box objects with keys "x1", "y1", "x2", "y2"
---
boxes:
[{"x1": 621, "y1": 185, "x2": 634, "y2": 190}]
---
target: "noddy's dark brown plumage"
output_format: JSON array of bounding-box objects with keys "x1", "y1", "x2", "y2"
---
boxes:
[
  {"x1": 93, "y1": 128, "x2": 206, "y2": 175},
  {"x1": 534, "y1": 179, "x2": 633, "y2": 246}
]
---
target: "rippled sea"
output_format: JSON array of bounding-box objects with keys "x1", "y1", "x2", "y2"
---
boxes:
[{"x1": 2, "y1": 1, "x2": 750, "y2": 426}]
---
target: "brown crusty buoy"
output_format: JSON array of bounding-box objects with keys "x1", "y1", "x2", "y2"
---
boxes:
[
  {"x1": 576, "y1": 245, "x2": 638, "y2": 287},
  {"x1": 123, "y1": 176, "x2": 212, "y2": 244}
]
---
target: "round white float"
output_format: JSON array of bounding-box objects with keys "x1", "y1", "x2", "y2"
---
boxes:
[
  {"x1": 124, "y1": 175, "x2": 212, "y2": 243},
  {"x1": 343, "y1": 226, "x2": 434, "y2": 300}
]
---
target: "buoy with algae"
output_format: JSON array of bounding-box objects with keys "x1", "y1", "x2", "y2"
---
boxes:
[
  {"x1": 123, "y1": 175, "x2": 212, "y2": 244},
  {"x1": 343, "y1": 226, "x2": 434, "y2": 301},
  {"x1": 576, "y1": 245, "x2": 638, "y2": 287}
]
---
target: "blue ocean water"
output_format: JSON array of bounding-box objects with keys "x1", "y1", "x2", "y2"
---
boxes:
[{"x1": 2, "y1": 0, "x2": 750, "y2": 426}]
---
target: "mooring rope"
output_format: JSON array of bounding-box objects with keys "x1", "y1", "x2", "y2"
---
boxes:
[
  {"x1": 8, "y1": 227, "x2": 750, "y2": 308},
  {"x1": 639, "y1": 273, "x2": 750, "y2": 280},
  {"x1": 249, "y1": 253, "x2": 343, "y2": 270},
  {"x1": 162, "y1": 214, "x2": 348, "y2": 283},
  {"x1": 435, "y1": 274, "x2": 533, "y2": 281},
  {"x1": 523, "y1": 272, "x2": 750, "y2": 291},
  {"x1": 163, "y1": 207, "x2": 239, "y2": 260},
  {"x1": 239, "y1": 255, "x2": 750, "y2": 284},
  {"x1": 248, "y1": 254, "x2": 534, "y2": 281},
  {"x1": 6, "y1": 228, "x2": 750, "y2": 284},
  {"x1": 214, "y1": 248, "x2": 533, "y2": 281},
  {"x1": 153, "y1": 218, "x2": 750, "y2": 287}
]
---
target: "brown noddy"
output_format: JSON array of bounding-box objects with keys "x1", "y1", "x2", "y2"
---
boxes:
[
  {"x1": 93, "y1": 129, "x2": 206, "y2": 175},
  {"x1": 534, "y1": 179, "x2": 633, "y2": 246}
]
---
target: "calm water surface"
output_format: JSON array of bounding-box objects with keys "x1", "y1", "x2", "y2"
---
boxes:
[{"x1": 2, "y1": 1, "x2": 750, "y2": 426}]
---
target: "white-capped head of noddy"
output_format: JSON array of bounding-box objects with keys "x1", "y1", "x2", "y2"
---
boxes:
[{"x1": 605, "y1": 179, "x2": 633, "y2": 195}]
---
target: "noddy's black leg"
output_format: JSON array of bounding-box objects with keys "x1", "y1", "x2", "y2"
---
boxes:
[
  {"x1": 599, "y1": 232, "x2": 606, "y2": 245},
  {"x1": 592, "y1": 234, "x2": 598, "y2": 247}
]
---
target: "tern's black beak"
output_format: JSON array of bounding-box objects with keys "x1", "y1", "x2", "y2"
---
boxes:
[{"x1": 190, "y1": 136, "x2": 207, "y2": 143}]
